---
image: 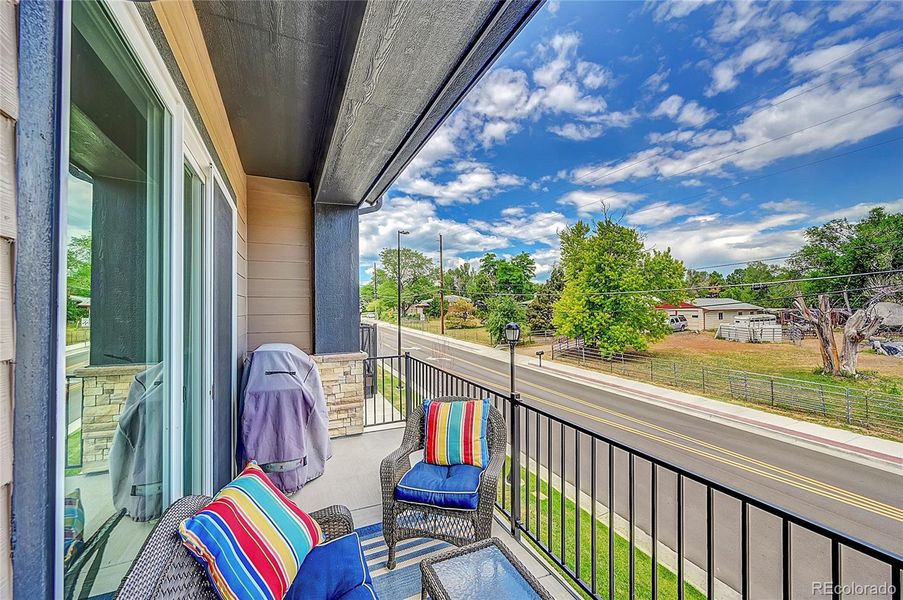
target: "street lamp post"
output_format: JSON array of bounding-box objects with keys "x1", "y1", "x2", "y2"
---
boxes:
[
  {"x1": 397, "y1": 230, "x2": 409, "y2": 356},
  {"x1": 504, "y1": 322, "x2": 521, "y2": 394}
]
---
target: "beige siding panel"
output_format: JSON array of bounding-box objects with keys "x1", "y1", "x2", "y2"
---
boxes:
[
  {"x1": 0, "y1": 118, "x2": 14, "y2": 239},
  {"x1": 236, "y1": 273, "x2": 247, "y2": 298},
  {"x1": 249, "y1": 297, "x2": 312, "y2": 317},
  {"x1": 248, "y1": 277, "x2": 311, "y2": 299},
  {"x1": 247, "y1": 177, "x2": 312, "y2": 353},
  {"x1": 0, "y1": 485, "x2": 9, "y2": 599},
  {"x1": 248, "y1": 242, "x2": 311, "y2": 263},
  {"x1": 0, "y1": 0, "x2": 16, "y2": 120},
  {"x1": 0, "y1": 240, "x2": 11, "y2": 363},
  {"x1": 248, "y1": 260, "x2": 311, "y2": 281},
  {"x1": 0, "y1": 362, "x2": 9, "y2": 486},
  {"x1": 248, "y1": 332, "x2": 312, "y2": 352}
]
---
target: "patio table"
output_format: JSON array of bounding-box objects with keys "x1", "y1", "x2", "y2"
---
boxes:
[{"x1": 419, "y1": 537, "x2": 554, "y2": 600}]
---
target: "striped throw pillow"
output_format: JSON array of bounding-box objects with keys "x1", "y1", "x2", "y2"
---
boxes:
[
  {"x1": 423, "y1": 399, "x2": 490, "y2": 468},
  {"x1": 179, "y1": 462, "x2": 322, "y2": 600}
]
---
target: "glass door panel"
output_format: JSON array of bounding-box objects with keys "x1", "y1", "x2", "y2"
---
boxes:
[
  {"x1": 63, "y1": 1, "x2": 170, "y2": 596},
  {"x1": 182, "y1": 164, "x2": 206, "y2": 495}
]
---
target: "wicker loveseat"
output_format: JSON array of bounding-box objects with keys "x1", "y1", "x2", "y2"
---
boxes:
[
  {"x1": 117, "y1": 495, "x2": 355, "y2": 599},
  {"x1": 379, "y1": 396, "x2": 506, "y2": 570}
]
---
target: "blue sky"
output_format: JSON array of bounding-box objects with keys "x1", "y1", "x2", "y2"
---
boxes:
[{"x1": 360, "y1": 0, "x2": 903, "y2": 281}]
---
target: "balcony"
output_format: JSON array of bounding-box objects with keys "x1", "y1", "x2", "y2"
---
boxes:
[{"x1": 344, "y1": 354, "x2": 903, "y2": 600}]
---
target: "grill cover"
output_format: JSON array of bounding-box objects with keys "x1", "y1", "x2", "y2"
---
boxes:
[{"x1": 238, "y1": 343, "x2": 331, "y2": 493}]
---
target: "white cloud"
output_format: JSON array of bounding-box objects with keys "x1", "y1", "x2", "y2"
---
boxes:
[
  {"x1": 818, "y1": 198, "x2": 903, "y2": 221},
  {"x1": 651, "y1": 0, "x2": 716, "y2": 22},
  {"x1": 643, "y1": 67, "x2": 671, "y2": 94},
  {"x1": 706, "y1": 38, "x2": 790, "y2": 96},
  {"x1": 359, "y1": 196, "x2": 508, "y2": 262},
  {"x1": 480, "y1": 120, "x2": 520, "y2": 147},
  {"x1": 472, "y1": 209, "x2": 570, "y2": 247},
  {"x1": 548, "y1": 123, "x2": 605, "y2": 141},
  {"x1": 789, "y1": 39, "x2": 866, "y2": 74},
  {"x1": 827, "y1": 1, "x2": 871, "y2": 23},
  {"x1": 546, "y1": 0, "x2": 560, "y2": 15},
  {"x1": 760, "y1": 199, "x2": 811, "y2": 213},
  {"x1": 557, "y1": 188, "x2": 645, "y2": 216},
  {"x1": 652, "y1": 94, "x2": 716, "y2": 126},
  {"x1": 469, "y1": 68, "x2": 538, "y2": 120},
  {"x1": 626, "y1": 201, "x2": 701, "y2": 226},
  {"x1": 398, "y1": 161, "x2": 524, "y2": 206},
  {"x1": 532, "y1": 247, "x2": 562, "y2": 275},
  {"x1": 710, "y1": 1, "x2": 774, "y2": 42},
  {"x1": 779, "y1": 12, "x2": 814, "y2": 34},
  {"x1": 680, "y1": 178, "x2": 705, "y2": 187}
]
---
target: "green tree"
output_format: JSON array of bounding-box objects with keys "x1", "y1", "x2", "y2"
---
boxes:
[
  {"x1": 526, "y1": 264, "x2": 564, "y2": 332},
  {"x1": 444, "y1": 262, "x2": 476, "y2": 296},
  {"x1": 445, "y1": 298, "x2": 481, "y2": 329},
  {"x1": 552, "y1": 218, "x2": 685, "y2": 354},
  {"x1": 685, "y1": 269, "x2": 724, "y2": 297},
  {"x1": 723, "y1": 261, "x2": 799, "y2": 308},
  {"x1": 790, "y1": 208, "x2": 903, "y2": 308},
  {"x1": 373, "y1": 248, "x2": 437, "y2": 321},
  {"x1": 484, "y1": 296, "x2": 528, "y2": 344},
  {"x1": 67, "y1": 233, "x2": 92, "y2": 298},
  {"x1": 467, "y1": 252, "x2": 536, "y2": 312}
]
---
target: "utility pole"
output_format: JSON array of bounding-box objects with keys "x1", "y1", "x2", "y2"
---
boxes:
[
  {"x1": 397, "y1": 230, "x2": 409, "y2": 355},
  {"x1": 439, "y1": 234, "x2": 445, "y2": 335}
]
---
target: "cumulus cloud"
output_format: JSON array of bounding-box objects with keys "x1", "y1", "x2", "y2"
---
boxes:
[
  {"x1": 650, "y1": 0, "x2": 716, "y2": 22},
  {"x1": 472, "y1": 208, "x2": 570, "y2": 247},
  {"x1": 706, "y1": 38, "x2": 790, "y2": 96},
  {"x1": 398, "y1": 161, "x2": 524, "y2": 206},
  {"x1": 642, "y1": 67, "x2": 671, "y2": 94},
  {"x1": 557, "y1": 188, "x2": 645, "y2": 216},
  {"x1": 651, "y1": 94, "x2": 717, "y2": 126},
  {"x1": 359, "y1": 196, "x2": 508, "y2": 262},
  {"x1": 827, "y1": 1, "x2": 871, "y2": 23},
  {"x1": 625, "y1": 201, "x2": 702, "y2": 226}
]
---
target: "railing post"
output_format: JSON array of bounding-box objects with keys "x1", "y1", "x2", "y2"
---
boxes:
[
  {"x1": 509, "y1": 392, "x2": 521, "y2": 540},
  {"x1": 404, "y1": 352, "x2": 413, "y2": 416},
  {"x1": 845, "y1": 389, "x2": 852, "y2": 425}
]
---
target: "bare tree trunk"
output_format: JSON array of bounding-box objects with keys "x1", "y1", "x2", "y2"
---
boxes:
[
  {"x1": 840, "y1": 308, "x2": 884, "y2": 376},
  {"x1": 794, "y1": 293, "x2": 841, "y2": 375}
]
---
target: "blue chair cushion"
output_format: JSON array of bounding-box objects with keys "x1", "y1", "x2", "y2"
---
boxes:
[
  {"x1": 395, "y1": 461, "x2": 484, "y2": 511},
  {"x1": 286, "y1": 531, "x2": 375, "y2": 600}
]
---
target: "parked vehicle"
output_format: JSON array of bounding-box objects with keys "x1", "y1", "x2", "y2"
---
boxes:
[{"x1": 669, "y1": 315, "x2": 688, "y2": 332}]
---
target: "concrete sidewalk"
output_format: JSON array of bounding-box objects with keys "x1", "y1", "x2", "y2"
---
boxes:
[{"x1": 386, "y1": 322, "x2": 903, "y2": 473}]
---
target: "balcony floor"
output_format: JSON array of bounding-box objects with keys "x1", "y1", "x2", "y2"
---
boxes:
[{"x1": 290, "y1": 426, "x2": 575, "y2": 599}]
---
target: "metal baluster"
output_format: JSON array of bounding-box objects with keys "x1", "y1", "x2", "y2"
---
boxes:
[
  {"x1": 591, "y1": 440, "x2": 598, "y2": 596},
  {"x1": 707, "y1": 487, "x2": 714, "y2": 599},
  {"x1": 741, "y1": 500, "x2": 749, "y2": 600},
  {"x1": 561, "y1": 423, "x2": 566, "y2": 562},
  {"x1": 575, "y1": 429, "x2": 581, "y2": 579},
  {"x1": 536, "y1": 412, "x2": 541, "y2": 537},
  {"x1": 678, "y1": 474, "x2": 685, "y2": 600},
  {"x1": 891, "y1": 564, "x2": 900, "y2": 600},
  {"x1": 547, "y1": 417, "x2": 552, "y2": 549},
  {"x1": 629, "y1": 454, "x2": 635, "y2": 598},
  {"x1": 831, "y1": 539, "x2": 841, "y2": 600},
  {"x1": 525, "y1": 407, "x2": 531, "y2": 533},
  {"x1": 652, "y1": 463, "x2": 658, "y2": 599},
  {"x1": 609, "y1": 444, "x2": 615, "y2": 600},
  {"x1": 782, "y1": 519, "x2": 792, "y2": 600}
]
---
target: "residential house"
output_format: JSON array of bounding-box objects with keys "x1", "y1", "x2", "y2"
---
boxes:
[{"x1": 657, "y1": 297, "x2": 765, "y2": 331}]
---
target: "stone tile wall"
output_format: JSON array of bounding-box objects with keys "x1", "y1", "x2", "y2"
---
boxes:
[{"x1": 312, "y1": 351, "x2": 367, "y2": 437}]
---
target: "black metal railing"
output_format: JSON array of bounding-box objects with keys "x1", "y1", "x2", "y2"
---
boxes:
[{"x1": 364, "y1": 353, "x2": 903, "y2": 599}]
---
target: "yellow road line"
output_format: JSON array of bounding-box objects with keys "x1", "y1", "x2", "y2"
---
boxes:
[{"x1": 405, "y1": 337, "x2": 903, "y2": 521}]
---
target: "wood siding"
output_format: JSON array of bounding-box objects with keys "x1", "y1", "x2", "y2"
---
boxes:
[
  {"x1": 247, "y1": 176, "x2": 313, "y2": 353},
  {"x1": 0, "y1": 0, "x2": 15, "y2": 594},
  {"x1": 150, "y1": 0, "x2": 249, "y2": 358}
]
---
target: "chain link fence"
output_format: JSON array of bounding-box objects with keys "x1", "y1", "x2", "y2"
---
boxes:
[{"x1": 552, "y1": 338, "x2": 903, "y2": 435}]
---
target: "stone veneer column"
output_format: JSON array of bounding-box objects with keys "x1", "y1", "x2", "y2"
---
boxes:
[
  {"x1": 72, "y1": 364, "x2": 145, "y2": 473},
  {"x1": 311, "y1": 351, "x2": 367, "y2": 437}
]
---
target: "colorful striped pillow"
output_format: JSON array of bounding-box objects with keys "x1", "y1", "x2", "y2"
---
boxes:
[
  {"x1": 423, "y1": 399, "x2": 490, "y2": 468},
  {"x1": 179, "y1": 462, "x2": 322, "y2": 600}
]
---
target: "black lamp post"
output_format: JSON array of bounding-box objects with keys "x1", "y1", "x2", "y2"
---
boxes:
[
  {"x1": 504, "y1": 322, "x2": 521, "y2": 394},
  {"x1": 397, "y1": 230, "x2": 409, "y2": 355}
]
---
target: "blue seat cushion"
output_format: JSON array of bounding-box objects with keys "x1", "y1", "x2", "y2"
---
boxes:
[
  {"x1": 395, "y1": 461, "x2": 484, "y2": 511},
  {"x1": 286, "y1": 532, "x2": 375, "y2": 600}
]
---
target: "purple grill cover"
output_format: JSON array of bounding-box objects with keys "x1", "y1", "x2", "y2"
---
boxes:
[{"x1": 238, "y1": 343, "x2": 331, "y2": 493}]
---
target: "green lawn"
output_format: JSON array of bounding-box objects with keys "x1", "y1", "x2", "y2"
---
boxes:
[
  {"x1": 502, "y1": 463, "x2": 705, "y2": 600},
  {"x1": 65, "y1": 428, "x2": 82, "y2": 477}
]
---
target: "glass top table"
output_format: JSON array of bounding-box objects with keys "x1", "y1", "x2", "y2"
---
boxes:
[{"x1": 419, "y1": 537, "x2": 554, "y2": 600}]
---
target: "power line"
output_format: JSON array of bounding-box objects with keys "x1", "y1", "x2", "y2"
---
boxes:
[
  {"x1": 570, "y1": 35, "x2": 900, "y2": 187},
  {"x1": 571, "y1": 95, "x2": 902, "y2": 212},
  {"x1": 571, "y1": 131, "x2": 903, "y2": 215},
  {"x1": 689, "y1": 255, "x2": 795, "y2": 270}
]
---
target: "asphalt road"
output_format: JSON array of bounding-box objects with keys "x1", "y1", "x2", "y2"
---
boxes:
[{"x1": 378, "y1": 326, "x2": 903, "y2": 599}]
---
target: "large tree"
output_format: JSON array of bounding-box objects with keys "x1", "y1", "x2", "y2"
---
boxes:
[
  {"x1": 373, "y1": 247, "x2": 437, "y2": 320},
  {"x1": 790, "y1": 207, "x2": 903, "y2": 309},
  {"x1": 444, "y1": 262, "x2": 476, "y2": 297},
  {"x1": 526, "y1": 264, "x2": 564, "y2": 332},
  {"x1": 723, "y1": 261, "x2": 800, "y2": 308},
  {"x1": 67, "y1": 233, "x2": 92, "y2": 298},
  {"x1": 552, "y1": 218, "x2": 685, "y2": 354},
  {"x1": 485, "y1": 296, "x2": 528, "y2": 344},
  {"x1": 467, "y1": 251, "x2": 536, "y2": 312}
]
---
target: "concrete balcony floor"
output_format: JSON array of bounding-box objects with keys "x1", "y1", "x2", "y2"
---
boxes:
[{"x1": 290, "y1": 426, "x2": 576, "y2": 599}]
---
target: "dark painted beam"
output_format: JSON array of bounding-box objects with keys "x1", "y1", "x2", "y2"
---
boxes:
[
  {"x1": 313, "y1": 204, "x2": 360, "y2": 354},
  {"x1": 13, "y1": 1, "x2": 63, "y2": 597}
]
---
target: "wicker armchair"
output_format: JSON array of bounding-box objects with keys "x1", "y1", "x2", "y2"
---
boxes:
[
  {"x1": 380, "y1": 396, "x2": 506, "y2": 570},
  {"x1": 117, "y1": 495, "x2": 354, "y2": 599}
]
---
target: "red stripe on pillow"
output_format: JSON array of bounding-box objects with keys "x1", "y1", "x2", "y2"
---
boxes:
[
  {"x1": 210, "y1": 497, "x2": 288, "y2": 590},
  {"x1": 462, "y1": 401, "x2": 475, "y2": 465},
  {"x1": 425, "y1": 403, "x2": 440, "y2": 464}
]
